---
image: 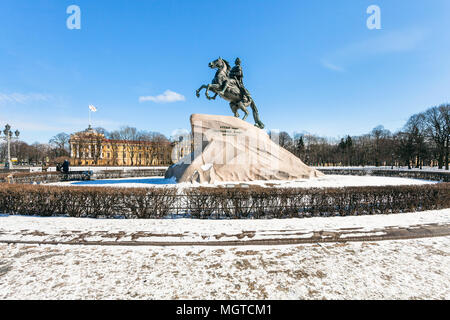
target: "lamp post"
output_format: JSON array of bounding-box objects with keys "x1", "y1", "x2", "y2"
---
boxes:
[{"x1": 1, "y1": 124, "x2": 20, "y2": 170}]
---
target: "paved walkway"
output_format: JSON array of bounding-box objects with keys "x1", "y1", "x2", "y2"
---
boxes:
[{"x1": 1, "y1": 223, "x2": 449, "y2": 247}]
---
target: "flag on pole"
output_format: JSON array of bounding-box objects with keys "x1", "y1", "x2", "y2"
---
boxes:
[{"x1": 89, "y1": 105, "x2": 97, "y2": 112}]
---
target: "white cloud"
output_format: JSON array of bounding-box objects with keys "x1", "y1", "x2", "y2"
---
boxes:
[
  {"x1": 139, "y1": 90, "x2": 186, "y2": 103},
  {"x1": 0, "y1": 92, "x2": 52, "y2": 104},
  {"x1": 322, "y1": 28, "x2": 428, "y2": 72}
]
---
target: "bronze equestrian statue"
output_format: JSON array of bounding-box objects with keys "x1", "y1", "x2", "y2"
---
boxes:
[{"x1": 196, "y1": 57, "x2": 265, "y2": 129}]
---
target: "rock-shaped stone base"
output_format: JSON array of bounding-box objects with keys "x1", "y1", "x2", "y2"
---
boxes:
[{"x1": 165, "y1": 114, "x2": 323, "y2": 183}]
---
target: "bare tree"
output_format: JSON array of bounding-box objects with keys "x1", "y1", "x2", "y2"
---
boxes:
[
  {"x1": 371, "y1": 125, "x2": 392, "y2": 166},
  {"x1": 424, "y1": 105, "x2": 449, "y2": 169},
  {"x1": 49, "y1": 133, "x2": 70, "y2": 158},
  {"x1": 117, "y1": 126, "x2": 140, "y2": 166},
  {"x1": 269, "y1": 131, "x2": 293, "y2": 149},
  {"x1": 402, "y1": 115, "x2": 427, "y2": 168},
  {"x1": 107, "y1": 130, "x2": 121, "y2": 165}
]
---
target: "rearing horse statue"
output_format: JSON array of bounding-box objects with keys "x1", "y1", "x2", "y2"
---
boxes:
[{"x1": 196, "y1": 57, "x2": 265, "y2": 129}]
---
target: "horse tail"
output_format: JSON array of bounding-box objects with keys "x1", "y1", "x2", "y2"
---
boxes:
[{"x1": 250, "y1": 99, "x2": 265, "y2": 129}]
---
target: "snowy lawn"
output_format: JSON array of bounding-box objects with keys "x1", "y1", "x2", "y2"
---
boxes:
[
  {"x1": 45, "y1": 175, "x2": 436, "y2": 189},
  {"x1": 0, "y1": 209, "x2": 448, "y2": 244},
  {"x1": 0, "y1": 237, "x2": 448, "y2": 299},
  {"x1": 1, "y1": 210, "x2": 448, "y2": 299}
]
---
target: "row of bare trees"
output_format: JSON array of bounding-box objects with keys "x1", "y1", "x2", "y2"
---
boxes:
[
  {"x1": 1, "y1": 127, "x2": 169, "y2": 166},
  {"x1": 270, "y1": 104, "x2": 449, "y2": 170},
  {"x1": 104, "y1": 127, "x2": 169, "y2": 166},
  {"x1": 2, "y1": 104, "x2": 448, "y2": 169}
]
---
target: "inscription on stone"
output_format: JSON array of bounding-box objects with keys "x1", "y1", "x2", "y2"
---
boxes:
[{"x1": 215, "y1": 126, "x2": 243, "y2": 136}]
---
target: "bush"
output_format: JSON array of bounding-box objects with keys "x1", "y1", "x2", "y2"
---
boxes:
[
  {"x1": 184, "y1": 184, "x2": 449, "y2": 218},
  {"x1": 0, "y1": 184, "x2": 177, "y2": 218},
  {"x1": 0, "y1": 183, "x2": 448, "y2": 219}
]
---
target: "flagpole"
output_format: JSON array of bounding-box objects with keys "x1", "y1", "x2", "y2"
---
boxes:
[{"x1": 88, "y1": 105, "x2": 97, "y2": 128}]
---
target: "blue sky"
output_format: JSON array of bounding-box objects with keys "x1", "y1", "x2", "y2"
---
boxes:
[{"x1": 1, "y1": 0, "x2": 449, "y2": 144}]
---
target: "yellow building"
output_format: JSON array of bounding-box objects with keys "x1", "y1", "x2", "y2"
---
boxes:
[{"x1": 69, "y1": 126, "x2": 174, "y2": 166}]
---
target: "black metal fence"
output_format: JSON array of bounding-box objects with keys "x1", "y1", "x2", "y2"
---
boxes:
[{"x1": 0, "y1": 168, "x2": 168, "y2": 184}]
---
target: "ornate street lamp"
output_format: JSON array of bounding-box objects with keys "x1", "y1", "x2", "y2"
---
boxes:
[{"x1": 1, "y1": 124, "x2": 20, "y2": 170}]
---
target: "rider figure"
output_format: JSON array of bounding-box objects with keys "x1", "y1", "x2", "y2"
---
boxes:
[
  {"x1": 229, "y1": 57, "x2": 244, "y2": 85},
  {"x1": 219, "y1": 58, "x2": 251, "y2": 102}
]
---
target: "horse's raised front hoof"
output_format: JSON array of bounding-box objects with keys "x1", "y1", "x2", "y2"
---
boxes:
[{"x1": 196, "y1": 92, "x2": 200, "y2": 98}]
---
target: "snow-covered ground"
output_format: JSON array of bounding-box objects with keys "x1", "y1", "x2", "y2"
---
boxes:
[
  {"x1": 0, "y1": 209, "x2": 448, "y2": 244},
  {"x1": 1, "y1": 237, "x2": 448, "y2": 299},
  {"x1": 1, "y1": 210, "x2": 448, "y2": 299},
  {"x1": 46, "y1": 174, "x2": 436, "y2": 189},
  {"x1": 316, "y1": 166, "x2": 450, "y2": 173}
]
